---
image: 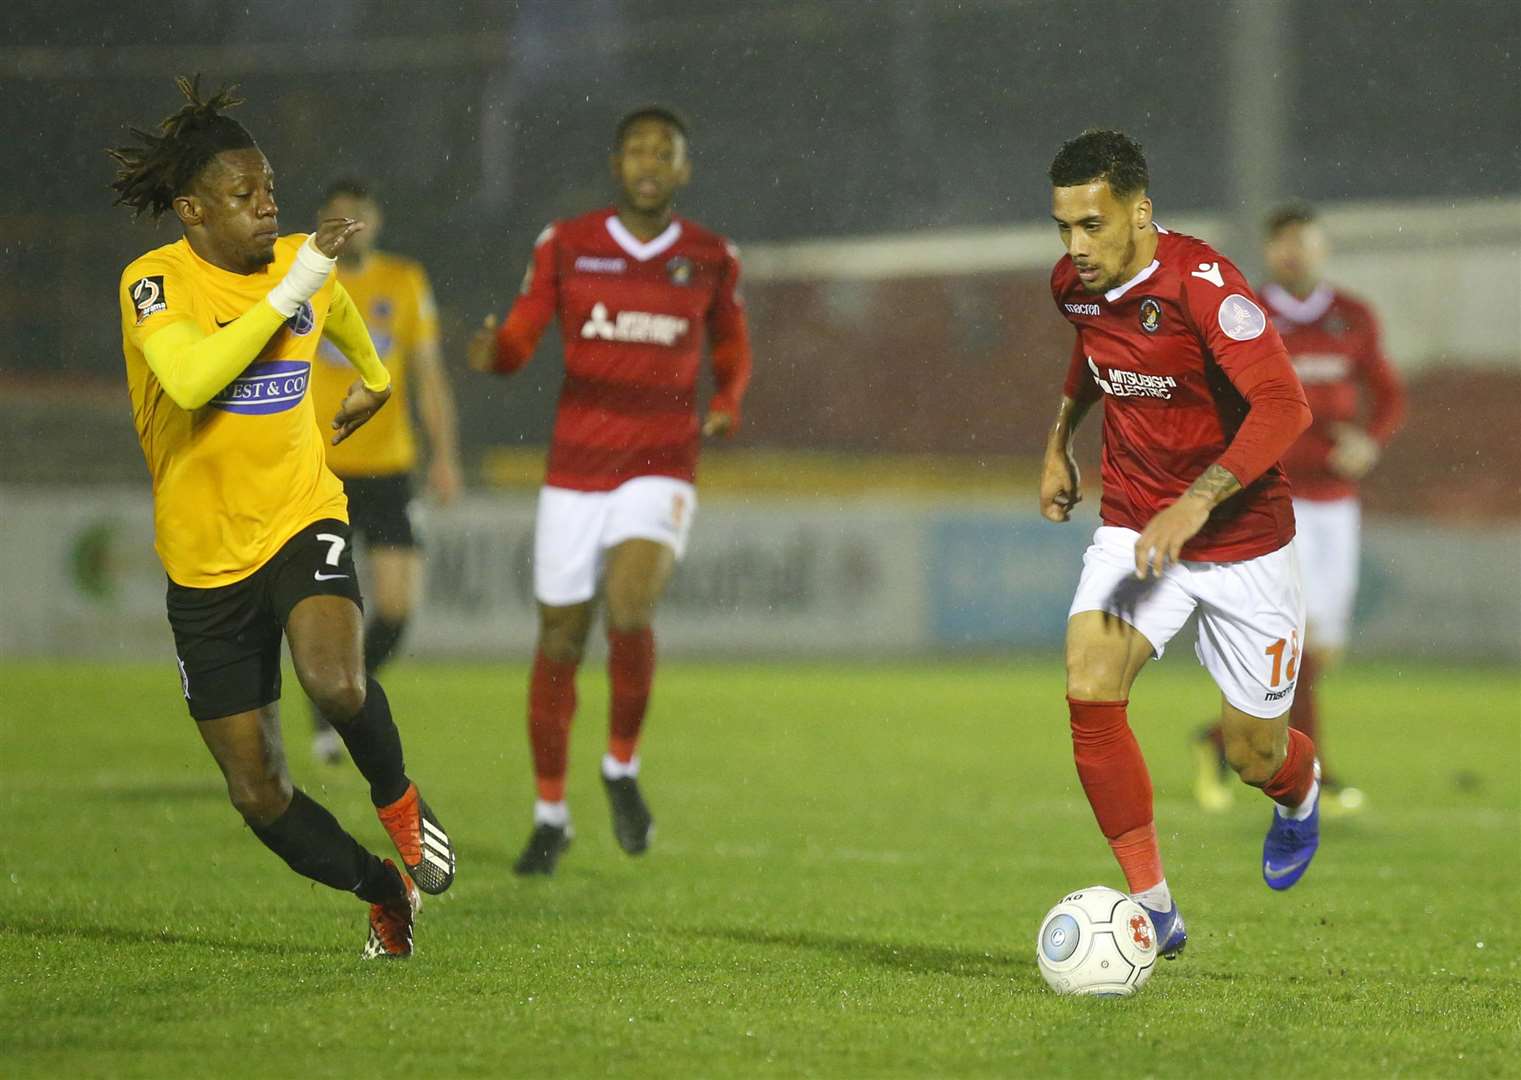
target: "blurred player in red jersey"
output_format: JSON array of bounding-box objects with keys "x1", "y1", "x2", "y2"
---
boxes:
[
  {"x1": 1038, "y1": 131, "x2": 1318, "y2": 956},
  {"x1": 1192, "y1": 203, "x2": 1405, "y2": 815},
  {"x1": 468, "y1": 106, "x2": 751, "y2": 875}
]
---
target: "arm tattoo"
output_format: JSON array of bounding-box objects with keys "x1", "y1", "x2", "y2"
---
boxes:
[{"x1": 1184, "y1": 463, "x2": 1242, "y2": 507}]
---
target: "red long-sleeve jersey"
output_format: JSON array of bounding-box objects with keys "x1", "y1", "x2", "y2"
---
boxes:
[
  {"x1": 492, "y1": 208, "x2": 752, "y2": 492},
  {"x1": 1054, "y1": 227, "x2": 1311, "y2": 562},
  {"x1": 1259, "y1": 282, "x2": 1405, "y2": 502}
]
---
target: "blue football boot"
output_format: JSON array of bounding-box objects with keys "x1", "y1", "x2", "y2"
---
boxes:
[
  {"x1": 1137, "y1": 899, "x2": 1188, "y2": 959},
  {"x1": 1262, "y1": 781, "x2": 1321, "y2": 891}
]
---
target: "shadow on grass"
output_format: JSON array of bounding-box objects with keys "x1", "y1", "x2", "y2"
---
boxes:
[
  {"x1": 2, "y1": 918, "x2": 340, "y2": 958},
  {"x1": 87, "y1": 777, "x2": 226, "y2": 803},
  {"x1": 695, "y1": 925, "x2": 1029, "y2": 980}
]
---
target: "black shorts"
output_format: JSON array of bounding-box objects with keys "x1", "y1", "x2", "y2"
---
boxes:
[
  {"x1": 165, "y1": 519, "x2": 364, "y2": 722},
  {"x1": 341, "y1": 473, "x2": 420, "y2": 549}
]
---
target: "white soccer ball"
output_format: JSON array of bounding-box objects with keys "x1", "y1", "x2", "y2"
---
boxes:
[{"x1": 1035, "y1": 885, "x2": 1158, "y2": 996}]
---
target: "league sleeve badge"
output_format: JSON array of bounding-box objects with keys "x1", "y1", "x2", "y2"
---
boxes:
[
  {"x1": 1219, "y1": 294, "x2": 1268, "y2": 341},
  {"x1": 130, "y1": 275, "x2": 168, "y2": 324}
]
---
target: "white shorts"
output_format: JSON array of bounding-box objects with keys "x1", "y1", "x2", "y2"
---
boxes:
[
  {"x1": 1069, "y1": 526, "x2": 1306, "y2": 718},
  {"x1": 533, "y1": 477, "x2": 697, "y2": 607},
  {"x1": 1291, "y1": 496, "x2": 1361, "y2": 651}
]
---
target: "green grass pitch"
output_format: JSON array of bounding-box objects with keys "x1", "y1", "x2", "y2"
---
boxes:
[{"x1": 2, "y1": 658, "x2": 1517, "y2": 1077}]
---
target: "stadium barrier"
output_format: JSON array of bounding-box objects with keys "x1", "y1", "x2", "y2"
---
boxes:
[{"x1": 3, "y1": 486, "x2": 1516, "y2": 664}]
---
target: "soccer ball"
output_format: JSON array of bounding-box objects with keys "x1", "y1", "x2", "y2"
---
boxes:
[{"x1": 1035, "y1": 885, "x2": 1158, "y2": 996}]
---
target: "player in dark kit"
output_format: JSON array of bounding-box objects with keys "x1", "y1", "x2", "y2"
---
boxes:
[
  {"x1": 110, "y1": 77, "x2": 454, "y2": 957},
  {"x1": 1192, "y1": 202, "x2": 1405, "y2": 814},
  {"x1": 468, "y1": 106, "x2": 752, "y2": 875},
  {"x1": 1038, "y1": 131, "x2": 1319, "y2": 957}
]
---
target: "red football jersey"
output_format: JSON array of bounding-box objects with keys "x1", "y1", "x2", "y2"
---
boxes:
[
  {"x1": 1260, "y1": 282, "x2": 1405, "y2": 502},
  {"x1": 492, "y1": 208, "x2": 752, "y2": 492},
  {"x1": 1054, "y1": 227, "x2": 1309, "y2": 562}
]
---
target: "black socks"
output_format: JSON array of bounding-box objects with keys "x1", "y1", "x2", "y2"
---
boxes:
[
  {"x1": 250, "y1": 788, "x2": 399, "y2": 903},
  {"x1": 332, "y1": 676, "x2": 410, "y2": 807},
  {"x1": 363, "y1": 616, "x2": 407, "y2": 674}
]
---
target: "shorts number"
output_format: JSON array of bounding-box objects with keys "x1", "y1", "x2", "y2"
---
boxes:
[
  {"x1": 1265, "y1": 630, "x2": 1301, "y2": 687},
  {"x1": 316, "y1": 532, "x2": 347, "y2": 567}
]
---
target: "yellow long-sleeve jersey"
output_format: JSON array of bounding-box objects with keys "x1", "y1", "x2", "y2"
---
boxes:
[
  {"x1": 120, "y1": 233, "x2": 385, "y2": 588},
  {"x1": 309, "y1": 251, "x2": 439, "y2": 477}
]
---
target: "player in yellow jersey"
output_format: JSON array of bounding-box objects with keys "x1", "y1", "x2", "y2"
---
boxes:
[
  {"x1": 108, "y1": 77, "x2": 455, "y2": 958},
  {"x1": 304, "y1": 178, "x2": 461, "y2": 766}
]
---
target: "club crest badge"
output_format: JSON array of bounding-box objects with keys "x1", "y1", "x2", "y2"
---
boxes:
[
  {"x1": 666, "y1": 255, "x2": 693, "y2": 286},
  {"x1": 1139, "y1": 296, "x2": 1163, "y2": 334},
  {"x1": 286, "y1": 301, "x2": 315, "y2": 336}
]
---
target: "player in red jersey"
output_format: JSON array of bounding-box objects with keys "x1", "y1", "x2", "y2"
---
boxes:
[
  {"x1": 1193, "y1": 203, "x2": 1405, "y2": 814},
  {"x1": 468, "y1": 106, "x2": 751, "y2": 875},
  {"x1": 1038, "y1": 130, "x2": 1319, "y2": 955}
]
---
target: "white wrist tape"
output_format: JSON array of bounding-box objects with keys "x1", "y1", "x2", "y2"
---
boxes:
[{"x1": 266, "y1": 235, "x2": 336, "y2": 317}]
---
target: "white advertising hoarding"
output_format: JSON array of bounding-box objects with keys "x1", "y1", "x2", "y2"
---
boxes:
[{"x1": 2, "y1": 486, "x2": 1515, "y2": 664}]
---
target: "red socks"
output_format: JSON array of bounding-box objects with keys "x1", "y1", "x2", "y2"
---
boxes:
[
  {"x1": 529, "y1": 651, "x2": 579, "y2": 802},
  {"x1": 528, "y1": 630, "x2": 657, "y2": 798},
  {"x1": 1068, "y1": 697, "x2": 1164, "y2": 893},
  {"x1": 608, "y1": 627, "x2": 656, "y2": 764},
  {"x1": 1263, "y1": 727, "x2": 1318, "y2": 809}
]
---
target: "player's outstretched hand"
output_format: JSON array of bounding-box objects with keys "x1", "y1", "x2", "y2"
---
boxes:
[
  {"x1": 331, "y1": 379, "x2": 392, "y2": 445},
  {"x1": 313, "y1": 217, "x2": 365, "y2": 259},
  {"x1": 467, "y1": 315, "x2": 499, "y2": 373},
  {"x1": 702, "y1": 411, "x2": 734, "y2": 438},
  {"x1": 1132, "y1": 495, "x2": 1211, "y2": 579},
  {"x1": 1039, "y1": 446, "x2": 1082, "y2": 522},
  {"x1": 1328, "y1": 423, "x2": 1380, "y2": 481}
]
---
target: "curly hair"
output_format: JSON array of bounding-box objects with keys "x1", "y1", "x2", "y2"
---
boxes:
[
  {"x1": 1048, "y1": 129, "x2": 1149, "y2": 200},
  {"x1": 107, "y1": 75, "x2": 258, "y2": 220}
]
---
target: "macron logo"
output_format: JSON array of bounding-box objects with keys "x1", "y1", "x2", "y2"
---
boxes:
[
  {"x1": 580, "y1": 302, "x2": 689, "y2": 346},
  {"x1": 1191, "y1": 262, "x2": 1225, "y2": 288}
]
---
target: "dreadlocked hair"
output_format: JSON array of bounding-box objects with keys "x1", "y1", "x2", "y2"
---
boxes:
[{"x1": 107, "y1": 75, "x2": 258, "y2": 220}]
